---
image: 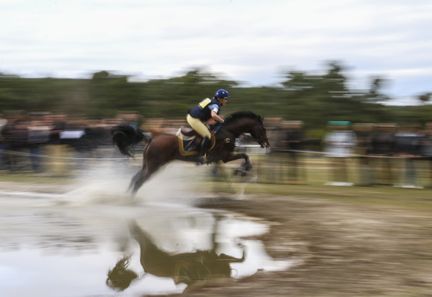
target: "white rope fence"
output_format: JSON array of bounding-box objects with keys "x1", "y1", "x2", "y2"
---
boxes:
[
  {"x1": 0, "y1": 148, "x2": 138, "y2": 161},
  {"x1": 276, "y1": 149, "x2": 424, "y2": 159},
  {"x1": 0, "y1": 146, "x2": 426, "y2": 161},
  {"x1": 241, "y1": 145, "x2": 426, "y2": 160}
]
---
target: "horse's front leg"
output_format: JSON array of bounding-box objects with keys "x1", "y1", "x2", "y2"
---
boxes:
[{"x1": 222, "y1": 153, "x2": 252, "y2": 175}]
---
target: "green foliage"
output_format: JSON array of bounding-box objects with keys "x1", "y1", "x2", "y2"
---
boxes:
[{"x1": 0, "y1": 64, "x2": 431, "y2": 128}]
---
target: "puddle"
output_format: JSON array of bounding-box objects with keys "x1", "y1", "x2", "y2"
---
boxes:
[{"x1": 0, "y1": 195, "x2": 294, "y2": 296}]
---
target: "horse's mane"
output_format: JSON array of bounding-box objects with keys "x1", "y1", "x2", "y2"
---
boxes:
[{"x1": 224, "y1": 111, "x2": 263, "y2": 125}]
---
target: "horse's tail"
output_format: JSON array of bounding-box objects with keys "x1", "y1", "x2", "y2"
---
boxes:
[{"x1": 111, "y1": 125, "x2": 151, "y2": 157}]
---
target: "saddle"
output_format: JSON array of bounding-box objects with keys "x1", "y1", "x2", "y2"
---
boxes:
[
  {"x1": 176, "y1": 127, "x2": 216, "y2": 156},
  {"x1": 180, "y1": 127, "x2": 198, "y2": 137}
]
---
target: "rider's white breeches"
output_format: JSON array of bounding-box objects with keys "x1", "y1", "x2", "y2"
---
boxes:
[{"x1": 186, "y1": 114, "x2": 211, "y2": 139}]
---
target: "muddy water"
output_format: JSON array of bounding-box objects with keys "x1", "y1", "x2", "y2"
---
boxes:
[{"x1": 0, "y1": 191, "x2": 293, "y2": 297}]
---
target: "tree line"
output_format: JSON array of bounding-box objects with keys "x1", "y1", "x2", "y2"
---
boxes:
[{"x1": 1, "y1": 61, "x2": 432, "y2": 130}]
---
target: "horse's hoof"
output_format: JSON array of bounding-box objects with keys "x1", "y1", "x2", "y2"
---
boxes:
[
  {"x1": 195, "y1": 156, "x2": 205, "y2": 165},
  {"x1": 234, "y1": 168, "x2": 247, "y2": 176},
  {"x1": 240, "y1": 160, "x2": 252, "y2": 171}
]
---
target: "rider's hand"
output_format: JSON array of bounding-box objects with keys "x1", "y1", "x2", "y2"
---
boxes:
[{"x1": 207, "y1": 118, "x2": 217, "y2": 126}]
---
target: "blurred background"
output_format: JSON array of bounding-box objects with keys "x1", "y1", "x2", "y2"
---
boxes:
[
  {"x1": 1, "y1": 60, "x2": 432, "y2": 188},
  {"x1": 2, "y1": 1, "x2": 432, "y2": 296},
  {"x1": 1, "y1": 0, "x2": 432, "y2": 183}
]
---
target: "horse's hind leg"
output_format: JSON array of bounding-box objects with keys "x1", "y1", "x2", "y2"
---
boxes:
[
  {"x1": 131, "y1": 170, "x2": 147, "y2": 195},
  {"x1": 128, "y1": 169, "x2": 144, "y2": 193},
  {"x1": 130, "y1": 163, "x2": 159, "y2": 195},
  {"x1": 128, "y1": 167, "x2": 150, "y2": 196}
]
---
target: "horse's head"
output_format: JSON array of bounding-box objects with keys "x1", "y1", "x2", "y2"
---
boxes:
[
  {"x1": 224, "y1": 111, "x2": 270, "y2": 148},
  {"x1": 250, "y1": 122, "x2": 270, "y2": 148}
]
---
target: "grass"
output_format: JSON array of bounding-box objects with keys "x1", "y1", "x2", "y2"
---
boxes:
[
  {"x1": 205, "y1": 155, "x2": 432, "y2": 212},
  {"x1": 2, "y1": 155, "x2": 432, "y2": 212},
  {"x1": 0, "y1": 171, "x2": 73, "y2": 184},
  {"x1": 230, "y1": 182, "x2": 432, "y2": 211}
]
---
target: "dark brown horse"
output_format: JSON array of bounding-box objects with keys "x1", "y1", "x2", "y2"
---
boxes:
[{"x1": 112, "y1": 111, "x2": 270, "y2": 194}]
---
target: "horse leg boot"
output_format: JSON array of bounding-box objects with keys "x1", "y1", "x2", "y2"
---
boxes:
[{"x1": 223, "y1": 153, "x2": 253, "y2": 176}]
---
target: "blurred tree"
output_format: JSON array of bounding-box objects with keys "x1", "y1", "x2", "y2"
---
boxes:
[
  {"x1": 92, "y1": 71, "x2": 111, "y2": 80},
  {"x1": 418, "y1": 92, "x2": 431, "y2": 104},
  {"x1": 0, "y1": 65, "x2": 430, "y2": 129},
  {"x1": 364, "y1": 76, "x2": 390, "y2": 103}
]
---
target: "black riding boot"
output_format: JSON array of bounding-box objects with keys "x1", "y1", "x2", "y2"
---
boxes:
[{"x1": 196, "y1": 137, "x2": 210, "y2": 164}]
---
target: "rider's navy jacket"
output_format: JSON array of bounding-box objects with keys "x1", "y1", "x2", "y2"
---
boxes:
[{"x1": 189, "y1": 98, "x2": 221, "y2": 121}]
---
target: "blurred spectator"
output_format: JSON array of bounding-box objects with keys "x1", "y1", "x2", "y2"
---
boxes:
[
  {"x1": 394, "y1": 125, "x2": 424, "y2": 189},
  {"x1": 43, "y1": 114, "x2": 70, "y2": 176},
  {"x1": 61, "y1": 120, "x2": 85, "y2": 141},
  {"x1": 85, "y1": 119, "x2": 117, "y2": 157},
  {"x1": 47, "y1": 114, "x2": 67, "y2": 144},
  {"x1": 282, "y1": 120, "x2": 306, "y2": 183},
  {"x1": 143, "y1": 118, "x2": 165, "y2": 135},
  {"x1": 263, "y1": 117, "x2": 284, "y2": 183},
  {"x1": 162, "y1": 119, "x2": 186, "y2": 135},
  {"x1": 2, "y1": 117, "x2": 30, "y2": 171},
  {"x1": 116, "y1": 112, "x2": 142, "y2": 130},
  {"x1": 421, "y1": 122, "x2": 432, "y2": 188},
  {"x1": 370, "y1": 123, "x2": 396, "y2": 186},
  {"x1": 324, "y1": 121, "x2": 356, "y2": 186},
  {"x1": 27, "y1": 120, "x2": 51, "y2": 172},
  {"x1": 265, "y1": 117, "x2": 284, "y2": 150},
  {"x1": 353, "y1": 123, "x2": 373, "y2": 186},
  {"x1": 0, "y1": 114, "x2": 7, "y2": 170}
]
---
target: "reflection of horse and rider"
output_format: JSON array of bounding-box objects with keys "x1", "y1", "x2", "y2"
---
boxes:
[
  {"x1": 106, "y1": 218, "x2": 245, "y2": 292},
  {"x1": 112, "y1": 88, "x2": 271, "y2": 194}
]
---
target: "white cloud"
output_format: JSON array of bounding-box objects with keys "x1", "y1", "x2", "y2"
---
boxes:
[{"x1": 1, "y1": 0, "x2": 432, "y2": 104}]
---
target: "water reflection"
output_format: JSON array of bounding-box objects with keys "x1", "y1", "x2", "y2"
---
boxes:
[
  {"x1": 0, "y1": 196, "x2": 293, "y2": 296},
  {"x1": 107, "y1": 216, "x2": 245, "y2": 292}
]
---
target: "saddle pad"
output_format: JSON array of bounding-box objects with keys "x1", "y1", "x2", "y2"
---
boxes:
[
  {"x1": 176, "y1": 128, "x2": 217, "y2": 157},
  {"x1": 176, "y1": 128, "x2": 199, "y2": 156}
]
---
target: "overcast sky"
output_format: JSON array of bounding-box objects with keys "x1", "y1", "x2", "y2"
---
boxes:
[{"x1": 1, "y1": 0, "x2": 431, "y2": 105}]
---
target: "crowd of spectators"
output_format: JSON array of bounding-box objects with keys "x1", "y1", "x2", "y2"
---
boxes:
[
  {"x1": 1, "y1": 112, "x2": 432, "y2": 189},
  {"x1": 266, "y1": 119, "x2": 432, "y2": 188},
  {"x1": 0, "y1": 112, "x2": 140, "y2": 174}
]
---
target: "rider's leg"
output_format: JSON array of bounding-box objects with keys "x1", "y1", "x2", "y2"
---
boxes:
[
  {"x1": 186, "y1": 115, "x2": 213, "y2": 164},
  {"x1": 186, "y1": 115, "x2": 212, "y2": 138},
  {"x1": 186, "y1": 115, "x2": 211, "y2": 156}
]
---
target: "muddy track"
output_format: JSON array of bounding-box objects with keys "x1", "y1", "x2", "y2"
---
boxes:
[{"x1": 191, "y1": 195, "x2": 432, "y2": 296}]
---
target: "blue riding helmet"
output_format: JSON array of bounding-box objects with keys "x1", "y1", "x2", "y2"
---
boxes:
[{"x1": 215, "y1": 89, "x2": 229, "y2": 99}]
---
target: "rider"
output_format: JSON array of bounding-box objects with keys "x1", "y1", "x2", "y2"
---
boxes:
[{"x1": 187, "y1": 89, "x2": 229, "y2": 160}]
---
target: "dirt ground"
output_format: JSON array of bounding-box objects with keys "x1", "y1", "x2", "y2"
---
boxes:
[
  {"x1": 191, "y1": 193, "x2": 432, "y2": 297},
  {"x1": 2, "y1": 177, "x2": 432, "y2": 296}
]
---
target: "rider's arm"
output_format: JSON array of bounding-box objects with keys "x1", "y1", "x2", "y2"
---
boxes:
[{"x1": 211, "y1": 110, "x2": 224, "y2": 123}]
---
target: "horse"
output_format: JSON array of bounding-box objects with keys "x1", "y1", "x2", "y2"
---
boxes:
[{"x1": 112, "y1": 111, "x2": 270, "y2": 194}]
